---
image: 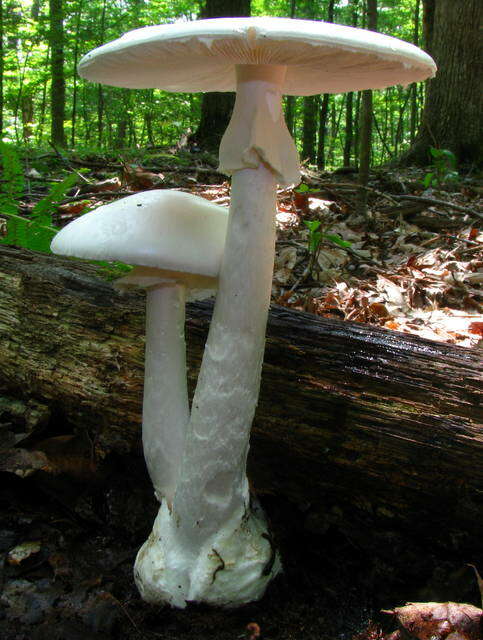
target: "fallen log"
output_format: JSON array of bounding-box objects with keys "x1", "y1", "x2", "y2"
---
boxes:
[{"x1": 0, "y1": 245, "x2": 482, "y2": 566}]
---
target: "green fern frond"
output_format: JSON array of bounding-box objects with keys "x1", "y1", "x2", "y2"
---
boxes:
[{"x1": 31, "y1": 173, "x2": 78, "y2": 223}]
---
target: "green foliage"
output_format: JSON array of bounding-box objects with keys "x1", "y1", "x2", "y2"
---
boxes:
[
  {"x1": 302, "y1": 217, "x2": 351, "y2": 280},
  {"x1": 423, "y1": 147, "x2": 459, "y2": 188},
  {"x1": 303, "y1": 219, "x2": 352, "y2": 253},
  {"x1": 1, "y1": 0, "x2": 430, "y2": 165},
  {"x1": 0, "y1": 142, "x2": 28, "y2": 247},
  {"x1": 0, "y1": 143, "x2": 77, "y2": 253},
  {"x1": 303, "y1": 219, "x2": 323, "y2": 253}
]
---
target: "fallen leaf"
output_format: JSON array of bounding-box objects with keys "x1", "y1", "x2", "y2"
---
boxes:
[
  {"x1": 246, "y1": 622, "x2": 261, "y2": 640},
  {"x1": 122, "y1": 165, "x2": 164, "y2": 190},
  {"x1": 88, "y1": 177, "x2": 122, "y2": 193},
  {"x1": 7, "y1": 541, "x2": 41, "y2": 565},
  {"x1": 382, "y1": 602, "x2": 483, "y2": 640},
  {"x1": 468, "y1": 322, "x2": 483, "y2": 337}
]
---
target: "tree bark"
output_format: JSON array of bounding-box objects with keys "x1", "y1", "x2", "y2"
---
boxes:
[
  {"x1": 357, "y1": 0, "x2": 377, "y2": 218},
  {"x1": 409, "y1": 0, "x2": 420, "y2": 145},
  {"x1": 49, "y1": 0, "x2": 66, "y2": 147},
  {"x1": 0, "y1": 246, "x2": 481, "y2": 563},
  {"x1": 402, "y1": 0, "x2": 483, "y2": 166},
  {"x1": 301, "y1": 95, "x2": 318, "y2": 164},
  {"x1": 189, "y1": 0, "x2": 251, "y2": 153},
  {"x1": 316, "y1": 0, "x2": 335, "y2": 170}
]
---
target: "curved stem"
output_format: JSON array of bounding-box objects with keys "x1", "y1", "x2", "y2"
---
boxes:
[
  {"x1": 173, "y1": 65, "x2": 291, "y2": 548},
  {"x1": 143, "y1": 284, "x2": 189, "y2": 505}
]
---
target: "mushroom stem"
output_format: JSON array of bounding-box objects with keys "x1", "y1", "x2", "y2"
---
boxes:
[
  {"x1": 173, "y1": 64, "x2": 294, "y2": 546},
  {"x1": 135, "y1": 64, "x2": 294, "y2": 607},
  {"x1": 143, "y1": 283, "x2": 189, "y2": 505},
  {"x1": 173, "y1": 164, "x2": 277, "y2": 542}
]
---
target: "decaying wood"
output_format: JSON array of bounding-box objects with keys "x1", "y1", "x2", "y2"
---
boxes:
[{"x1": 0, "y1": 245, "x2": 482, "y2": 560}]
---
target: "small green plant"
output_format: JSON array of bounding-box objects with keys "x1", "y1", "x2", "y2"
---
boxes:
[
  {"x1": 0, "y1": 142, "x2": 77, "y2": 252},
  {"x1": 423, "y1": 146, "x2": 459, "y2": 188},
  {"x1": 303, "y1": 219, "x2": 352, "y2": 279}
]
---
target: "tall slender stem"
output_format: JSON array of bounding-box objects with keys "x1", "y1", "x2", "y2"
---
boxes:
[
  {"x1": 173, "y1": 65, "x2": 286, "y2": 548},
  {"x1": 143, "y1": 284, "x2": 189, "y2": 505}
]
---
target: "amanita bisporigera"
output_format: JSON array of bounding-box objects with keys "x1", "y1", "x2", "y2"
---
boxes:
[
  {"x1": 76, "y1": 18, "x2": 436, "y2": 607},
  {"x1": 51, "y1": 189, "x2": 228, "y2": 506}
]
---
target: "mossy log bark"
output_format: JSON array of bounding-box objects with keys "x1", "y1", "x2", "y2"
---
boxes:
[{"x1": 0, "y1": 246, "x2": 482, "y2": 561}]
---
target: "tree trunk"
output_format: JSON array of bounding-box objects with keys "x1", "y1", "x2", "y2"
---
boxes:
[
  {"x1": 301, "y1": 96, "x2": 318, "y2": 164},
  {"x1": 70, "y1": 0, "x2": 84, "y2": 147},
  {"x1": 49, "y1": 0, "x2": 66, "y2": 147},
  {"x1": 357, "y1": 0, "x2": 377, "y2": 218},
  {"x1": 409, "y1": 0, "x2": 420, "y2": 145},
  {"x1": 316, "y1": 94, "x2": 329, "y2": 169},
  {"x1": 402, "y1": 0, "x2": 483, "y2": 166},
  {"x1": 189, "y1": 0, "x2": 250, "y2": 153},
  {"x1": 285, "y1": 96, "x2": 296, "y2": 138},
  {"x1": 316, "y1": 0, "x2": 335, "y2": 170},
  {"x1": 0, "y1": 246, "x2": 481, "y2": 566},
  {"x1": 342, "y1": 0, "x2": 357, "y2": 168},
  {"x1": 343, "y1": 92, "x2": 354, "y2": 167}
]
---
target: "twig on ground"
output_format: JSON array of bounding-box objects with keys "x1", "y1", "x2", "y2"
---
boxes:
[{"x1": 392, "y1": 194, "x2": 483, "y2": 219}]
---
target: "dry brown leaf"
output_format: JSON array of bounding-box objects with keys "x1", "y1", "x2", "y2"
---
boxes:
[
  {"x1": 122, "y1": 165, "x2": 164, "y2": 190},
  {"x1": 246, "y1": 622, "x2": 261, "y2": 640},
  {"x1": 88, "y1": 177, "x2": 122, "y2": 193},
  {"x1": 58, "y1": 200, "x2": 92, "y2": 216},
  {"x1": 382, "y1": 602, "x2": 483, "y2": 640}
]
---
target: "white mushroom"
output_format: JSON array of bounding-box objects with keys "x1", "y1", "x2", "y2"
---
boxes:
[
  {"x1": 77, "y1": 17, "x2": 436, "y2": 608},
  {"x1": 51, "y1": 189, "x2": 228, "y2": 506}
]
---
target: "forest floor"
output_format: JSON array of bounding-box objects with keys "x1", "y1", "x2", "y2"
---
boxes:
[
  {"x1": 15, "y1": 147, "x2": 483, "y2": 347},
  {"x1": 1, "y1": 149, "x2": 482, "y2": 639}
]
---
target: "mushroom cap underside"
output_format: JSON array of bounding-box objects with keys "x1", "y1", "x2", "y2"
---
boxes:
[
  {"x1": 78, "y1": 17, "x2": 436, "y2": 95},
  {"x1": 50, "y1": 189, "x2": 228, "y2": 279}
]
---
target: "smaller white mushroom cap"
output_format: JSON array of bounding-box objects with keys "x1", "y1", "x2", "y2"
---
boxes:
[{"x1": 51, "y1": 190, "x2": 229, "y2": 286}]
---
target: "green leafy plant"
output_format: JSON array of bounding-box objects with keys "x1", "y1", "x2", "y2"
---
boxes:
[
  {"x1": 0, "y1": 142, "x2": 77, "y2": 252},
  {"x1": 303, "y1": 219, "x2": 352, "y2": 279},
  {"x1": 423, "y1": 147, "x2": 459, "y2": 188}
]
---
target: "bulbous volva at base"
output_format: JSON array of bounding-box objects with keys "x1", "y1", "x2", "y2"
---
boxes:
[{"x1": 134, "y1": 499, "x2": 281, "y2": 609}]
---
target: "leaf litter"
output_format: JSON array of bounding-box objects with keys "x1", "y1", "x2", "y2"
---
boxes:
[{"x1": 36, "y1": 156, "x2": 481, "y2": 348}]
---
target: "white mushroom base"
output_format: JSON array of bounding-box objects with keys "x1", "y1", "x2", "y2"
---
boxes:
[{"x1": 134, "y1": 499, "x2": 281, "y2": 608}]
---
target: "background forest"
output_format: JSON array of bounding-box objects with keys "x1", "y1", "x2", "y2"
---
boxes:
[{"x1": 1, "y1": 0, "x2": 481, "y2": 169}]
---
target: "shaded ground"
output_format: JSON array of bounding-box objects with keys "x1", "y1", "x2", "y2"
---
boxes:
[{"x1": 1, "y1": 458, "x2": 481, "y2": 640}]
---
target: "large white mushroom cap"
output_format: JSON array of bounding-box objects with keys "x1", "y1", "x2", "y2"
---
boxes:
[
  {"x1": 78, "y1": 17, "x2": 436, "y2": 95},
  {"x1": 51, "y1": 190, "x2": 228, "y2": 283}
]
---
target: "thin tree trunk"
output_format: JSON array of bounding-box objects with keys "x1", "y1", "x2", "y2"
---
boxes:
[
  {"x1": 343, "y1": 1, "x2": 357, "y2": 167},
  {"x1": 70, "y1": 0, "x2": 84, "y2": 147},
  {"x1": 343, "y1": 92, "x2": 354, "y2": 166},
  {"x1": 190, "y1": 0, "x2": 250, "y2": 153},
  {"x1": 285, "y1": 97, "x2": 296, "y2": 138},
  {"x1": 302, "y1": 96, "x2": 318, "y2": 164},
  {"x1": 317, "y1": 95, "x2": 330, "y2": 169},
  {"x1": 49, "y1": 0, "x2": 66, "y2": 147},
  {"x1": 96, "y1": 0, "x2": 107, "y2": 147},
  {"x1": 284, "y1": 0, "x2": 297, "y2": 138},
  {"x1": 357, "y1": 0, "x2": 377, "y2": 219},
  {"x1": 409, "y1": 0, "x2": 420, "y2": 145},
  {"x1": 316, "y1": 0, "x2": 335, "y2": 169},
  {"x1": 36, "y1": 61, "x2": 49, "y2": 144}
]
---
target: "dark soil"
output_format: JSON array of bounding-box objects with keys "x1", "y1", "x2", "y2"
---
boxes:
[{"x1": 1, "y1": 455, "x2": 481, "y2": 640}]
